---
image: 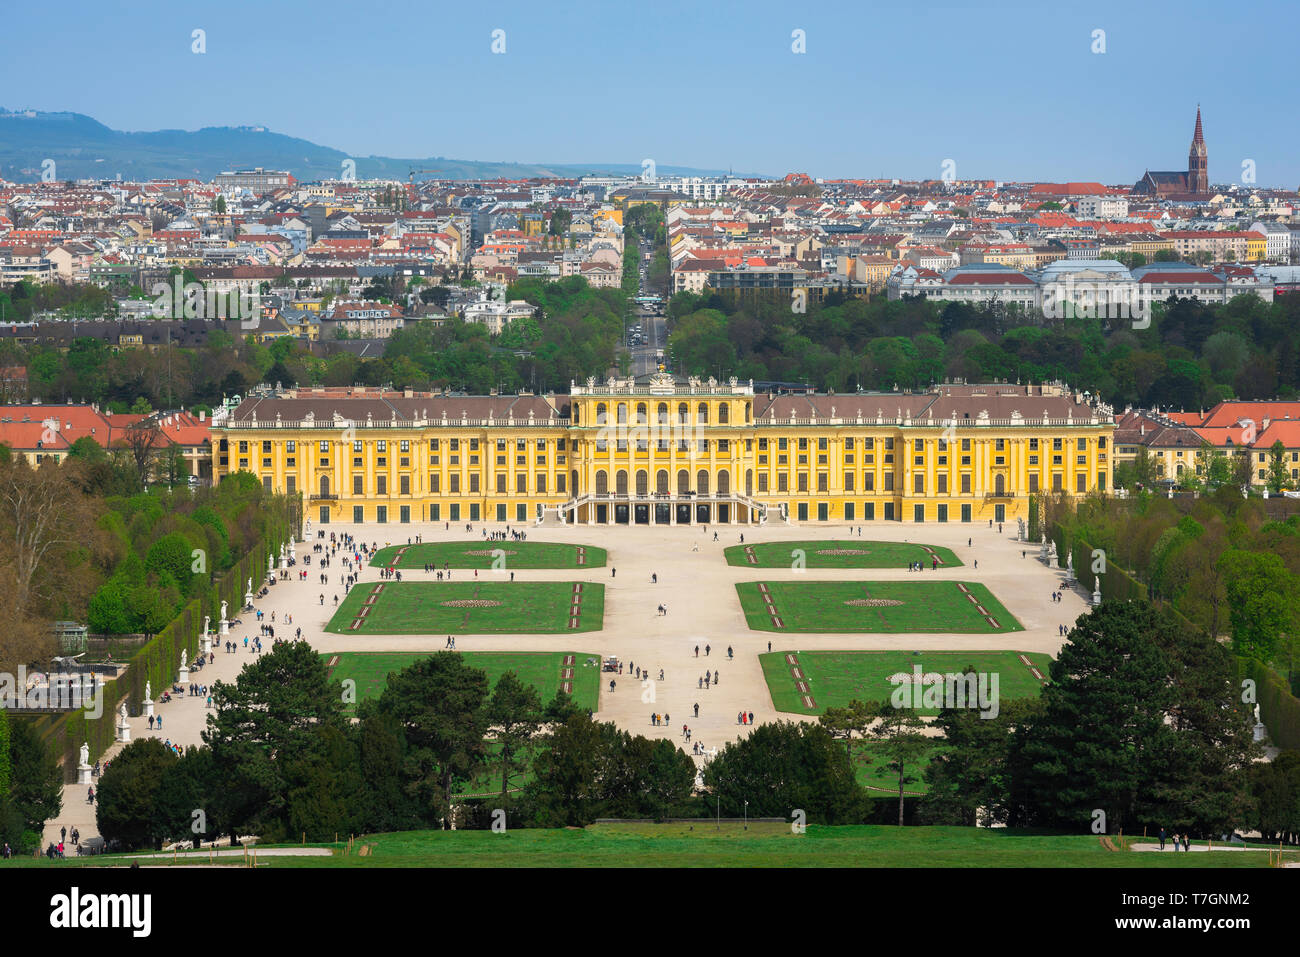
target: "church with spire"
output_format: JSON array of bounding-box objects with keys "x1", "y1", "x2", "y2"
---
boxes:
[{"x1": 1132, "y1": 107, "x2": 1210, "y2": 199}]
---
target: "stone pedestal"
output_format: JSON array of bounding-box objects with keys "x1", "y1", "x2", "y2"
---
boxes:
[
  {"x1": 178, "y1": 665, "x2": 190, "y2": 684},
  {"x1": 201, "y1": 634, "x2": 211, "y2": 657},
  {"x1": 1092, "y1": 582, "x2": 1102, "y2": 606},
  {"x1": 144, "y1": 698, "x2": 154, "y2": 718},
  {"x1": 116, "y1": 719, "x2": 131, "y2": 744},
  {"x1": 1253, "y1": 721, "x2": 1267, "y2": 743},
  {"x1": 220, "y1": 618, "x2": 229, "y2": 637},
  {"x1": 77, "y1": 763, "x2": 93, "y2": 785}
]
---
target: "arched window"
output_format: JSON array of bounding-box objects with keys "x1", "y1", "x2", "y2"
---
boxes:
[
  {"x1": 616, "y1": 470, "x2": 628, "y2": 495},
  {"x1": 657, "y1": 403, "x2": 668, "y2": 424},
  {"x1": 678, "y1": 403, "x2": 689, "y2": 424},
  {"x1": 677, "y1": 468, "x2": 690, "y2": 494},
  {"x1": 718, "y1": 404, "x2": 729, "y2": 424},
  {"x1": 656, "y1": 469, "x2": 668, "y2": 494},
  {"x1": 636, "y1": 470, "x2": 648, "y2": 495},
  {"x1": 571, "y1": 469, "x2": 579, "y2": 495},
  {"x1": 572, "y1": 406, "x2": 580, "y2": 425},
  {"x1": 995, "y1": 474, "x2": 1005, "y2": 495},
  {"x1": 745, "y1": 469, "x2": 753, "y2": 496},
  {"x1": 717, "y1": 470, "x2": 730, "y2": 494},
  {"x1": 636, "y1": 403, "x2": 647, "y2": 424},
  {"x1": 745, "y1": 404, "x2": 751, "y2": 423},
  {"x1": 697, "y1": 403, "x2": 708, "y2": 424},
  {"x1": 596, "y1": 403, "x2": 607, "y2": 425},
  {"x1": 595, "y1": 470, "x2": 608, "y2": 495},
  {"x1": 319, "y1": 475, "x2": 330, "y2": 497},
  {"x1": 697, "y1": 469, "x2": 710, "y2": 495},
  {"x1": 617, "y1": 403, "x2": 627, "y2": 424}
]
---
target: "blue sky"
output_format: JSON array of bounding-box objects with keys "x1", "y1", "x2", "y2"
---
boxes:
[{"x1": 3, "y1": 0, "x2": 1297, "y2": 185}]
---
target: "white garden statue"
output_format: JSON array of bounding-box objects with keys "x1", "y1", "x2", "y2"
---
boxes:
[{"x1": 80, "y1": 742, "x2": 90, "y2": 767}]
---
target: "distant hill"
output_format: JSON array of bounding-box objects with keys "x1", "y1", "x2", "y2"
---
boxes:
[{"x1": 0, "y1": 109, "x2": 739, "y2": 183}]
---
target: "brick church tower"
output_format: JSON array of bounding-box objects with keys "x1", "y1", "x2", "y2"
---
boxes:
[{"x1": 1188, "y1": 106, "x2": 1208, "y2": 195}]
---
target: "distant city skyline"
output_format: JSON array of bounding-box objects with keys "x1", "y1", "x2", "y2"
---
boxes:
[{"x1": 1, "y1": 0, "x2": 1297, "y2": 186}]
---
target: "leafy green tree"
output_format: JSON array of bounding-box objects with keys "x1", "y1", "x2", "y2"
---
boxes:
[
  {"x1": 145, "y1": 532, "x2": 196, "y2": 596},
  {"x1": 1219, "y1": 549, "x2": 1298, "y2": 660},
  {"x1": 283, "y1": 723, "x2": 367, "y2": 843},
  {"x1": 1247, "y1": 750, "x2": 1300, "y2": 842},
  {"x1": 1012, "y1": 600, "x2": 1257, "y2": 834},
  {"x1": 523, "y1": 712, "x2": 620, "y2": 827},
  {"x1": 819, "y1": 699, "x2": 875, "y2": 766},
  {"x1": 922, "y1": 698, "x2": 1041, "y2": 826},
  {"x1": 485, "y1": 670, "x2": 542, "y2": 798},
  {"x1": 2, "y1": 718, "x2": 61, "y2": 852},
  {"x1": 870, "y1": 705, "x2": 931, "y2": 826},
  {"x1": 96, "y1": 738, "x2": 178, "y2": 850},
  {"x1": 153, "y1": 745, "x2": 218, "y2": 848},
  {"x1": 204, "y1": 640, "x2": 348, "y2": 841},
  {"x1": 369, "y1": 652, "x2": 490, "y2": 824},
  {"x1": 357, "y1": 710, "x2": 422, "y2": 832},
  {"x1": 703, "y1": 721, "x2": 863, "y2": 824},
  {"x1": 522, "y1": 714, "x2": 693, "y2": 825},
  {"x1": 1267, "y1": 440, "x2": 1291, "y2": 493}
]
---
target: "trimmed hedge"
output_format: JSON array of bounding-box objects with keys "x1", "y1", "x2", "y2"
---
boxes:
[
  {"x1": 0, "y1": 707, "x2": 9, "y2": 798},
  {"x1": 46, "y1": 509, "x2": 294, "y2": 778},
  {"x1": 1050, "y1": 521, "x2": 1149, "y2": 603},
  {"x1": 1239, "y1": 657, "x2": 1300, "y2": 751}
]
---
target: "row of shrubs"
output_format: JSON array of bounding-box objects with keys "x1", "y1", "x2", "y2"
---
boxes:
[{"x1": 45, "y1": 506, "x2": 294, "y2": 776}]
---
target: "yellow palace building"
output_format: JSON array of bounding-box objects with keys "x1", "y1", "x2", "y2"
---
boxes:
[{"x1": 212, "y1": 376, "x2": 1114, "y2": 527}]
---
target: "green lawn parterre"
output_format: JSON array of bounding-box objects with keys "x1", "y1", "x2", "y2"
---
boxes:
[
  {"x1": 323, "y1": 650, "x2": 600, "y2": 713},
  {"x1": 370, "y1": 541, "x2": 606, "y2": 569},
  {"x1": 736, "y1": 580, "x2": 1022, "y2": 633},
  {"x1": 325, "y1": 581, "x2": 604, "y2": 634},
  {"x1": 725, "y1": 540, "x2": 962, "y2": 569},
  {"x1": 760, "y1": 650, "x2": 1052, "y2": 716}
]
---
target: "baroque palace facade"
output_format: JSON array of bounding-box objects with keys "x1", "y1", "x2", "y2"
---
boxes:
[{"x1": 212, "y1": 375, "x2": 1115, "y2": 526}]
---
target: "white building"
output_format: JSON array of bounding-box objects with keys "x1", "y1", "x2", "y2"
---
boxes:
[
  {"x1": 462, "y1": 299, "x2": 537, "y2": 335},
  {"x1": 1249, "y1": 222, "x2": 1293, "y2": 263},
  {"x1": 1075, "y1": 196, "x2": 1130, "y2": 219}
]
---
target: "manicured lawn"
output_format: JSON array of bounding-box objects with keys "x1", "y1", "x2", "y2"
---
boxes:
[
  {"x1": 736, "y1": 580, "x2": 1022, "y2": 633},
  {"x1": 37, "y1": 823, "x2": 1285, "y2": 868},
  {"x1": 323, "y1": 650, "x2": 601, "y2": 713},
  {"x1": 370, "y1": 540, "x2": 606, "y2": 570},
  {"x1": 761, "y1": 650, "x2": 1052, "y2": 715},
  {"x1": 726, "y1": 540, "x2": 962, "y2": 569},
  {"x1": 325, "y1": 581, "x2": 604, "y2": 634}
]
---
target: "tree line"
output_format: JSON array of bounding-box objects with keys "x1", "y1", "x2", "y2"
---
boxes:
[{"x1": 665, "y1": 287, "x2": 1300, "y2": 408}]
